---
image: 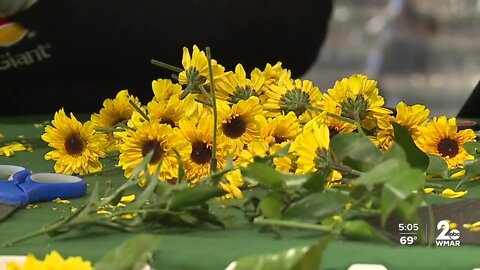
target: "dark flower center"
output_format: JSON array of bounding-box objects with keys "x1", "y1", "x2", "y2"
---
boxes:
[
  {"x1": 274, "y1": 135, "x2": 288, "y2": 144},
  {"x1": 160, "y1": 118, "x2": 176, "y2": 128},
  {"x1": 190, "y1": 141, "x2": 212, "y2": 165},
  {"x1": 222, "y1": 115, "x2": 247, "y2": 139},
  {"x1": 141, "y1": 140, "x2": 164, "y2": 164},
  {"x1": 279, "y1": 88, "x2": 310, "y2": 116},
  {"x1": 329, "y1": 126, "x2": 339, "y2": 138},
  {"x1": 64, "y1": 133, "x2": 86, "y2": 156},
  {"x1": 340, "y1": 97, "x2": 368, "y2": 121},
  {"x1": 228, "y1": 86, "x2": 256, "y2": 104},
  {"x1": 437, "y1": 138, "x2": 459, "y2": 158}
]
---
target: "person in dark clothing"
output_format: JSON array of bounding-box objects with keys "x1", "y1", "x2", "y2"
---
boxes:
[{"x1": 0, "y1": 0, "x2": 333, "y2": 115}]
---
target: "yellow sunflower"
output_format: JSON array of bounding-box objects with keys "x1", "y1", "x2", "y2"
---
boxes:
[
  {"x1": 118, "y1": 121, "x2": 190, "y2": 185},
  {"x1": 152, "y1": 78, "x2": 183, "y2": 102},
  {"x1": 41, "y1": 109, "x2": 106, "y2": 175},
  {"x1": 179, "y1": 116, "x2": 234, "y2": 182},
  {"x1": 91, "y1": 90, "x2": 140, "y2": 151},
  {"x1": 216, "y1": 63, "x2": 265, "y2": 104},
  {"x1": 221, "y1": 169, "x2": 244, "y2": 199},
  {"x1": 274, "y1": 154, "x2": 298, "y2": 174},
  {"x1": 7, "y1": 250, "x2": 92, "y2": 270},
  {"x1": 178, "y1": 45, "x2": 226, "y2": 97},
  {"x1": 264, "y1": 78, "x2": 322, "y2": 123},
  {"x1": 146, "y1": 94, "x2": 187, "y2": 128},
  {"x1": 416, "y1": 116, "x2": 476, "y2": 169},
  {"x1": 374, "y1": 102, "x2": 430, "y2": 150},
  {"x1": 248, "y1": 112, "x2": 300, "y2": 157},
  {"x1": 218, "y1": 96, "x2": 263, "y2": 151},
  {"x1": 322, "y1": 74, "x2": 392, "y2": 130},
  {"x1": 311, "y1": 98, "x2": 357, "y2": 138},
  {"x1": 252, "y1": 62, "x2": 291, "y2": 92},
  {"x1": 292, "y1": 120, "x2": 331, "y2": 175}
]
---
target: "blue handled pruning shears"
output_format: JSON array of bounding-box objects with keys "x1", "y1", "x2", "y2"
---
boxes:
[{"x1": 0, "y1": 165, "x2": 87, "y2": 207}]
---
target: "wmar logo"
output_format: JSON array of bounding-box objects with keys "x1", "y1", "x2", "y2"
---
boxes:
[
  {"x1": 0, "y1": 18, "x2": 29, "y2": 47},
  {"x1": 435, "y1": 220, "x2": 461, "y2": 247}
]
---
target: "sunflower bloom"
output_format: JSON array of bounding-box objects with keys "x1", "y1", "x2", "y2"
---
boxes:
[
  {"x1": 218, "y1": 96, "x2": 263, "y2": 151},
  {"x1": 7, "y1": 250, "x2": 92, "y2": 270},
  {"x1": 313, "y1": 98, "x2": 357, "y2": 138},
  {"x1": 322, "y1": 74, "x2": 392, "y2": 130},
  {"x1": 118, "y1": 121, "x2": 190, "y2": 185},
  {"x1": 264, "y1": 78, "x2": 322, "y2": 123},
  {"x1": 253, "y1": 62, "x2": 291, "y2": 92},
  {"x1": 152, "y1": 78, "x2": 183, "y2": 102},
  {"x1": 248, "y1": 112, "x2": 300, "y2": 157},
  {"x1": 42, "y1": 109, "x2": 106, "y2": 175},
  {"x1": 91, "y1": 90, "x2": 140, "y2": 151},
  {"x1": 292, "y1": 120, "x2": 331, "y2": 175},
  {"x1": 178, "y1": 45, "x2": 226, "y2": 98},
  {"x1": 375, "y1": 102, "x2": 430, "y2": 150},
  {"x1": 416, "y1": 116, "x2": 476, "y2": 169},
  {"x1": 179, "y1": 116, "x2": 233, "y2": 182},
  {"x1": 216, "y1": 64, "x2": 265, "y2": 104}
]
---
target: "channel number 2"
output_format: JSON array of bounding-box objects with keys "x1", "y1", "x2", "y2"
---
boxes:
[{"x1": 437, "y1": 220, "x2": 460, "y2": 240}]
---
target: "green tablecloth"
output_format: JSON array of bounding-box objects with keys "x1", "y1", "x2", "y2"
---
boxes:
[{"x1": 1, "y1": 115, "x2": 480, "y2": 270}]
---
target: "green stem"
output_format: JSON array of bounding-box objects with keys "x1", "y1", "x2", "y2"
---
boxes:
[
  {"x1": 206, "y1": 47, "x2": 218, "y2": 173},
  {"x1": 198, "y1": 84, "x2": 212, "y2": 101},
  {"x1": 128, "y1": 100, "x2": 150, "y2": 122},
  {"x1": 151, "y1": 59, "x2": 183, "y2": 73},
  {"x1": 308, "y1": 105, "x2": 356, "y2": 124},
  {"x1": 254, "y1": 217, "x2": 339, "y2": 234},
  {"x1": 194, "y1": 97, "x2": 212, "y2": 107},
  {"x1": 353, "y1": 113, "x2": 366, "y2": 136},
  {"x1": 330, "y1": 163, "x2": 361, "y2": 177}
]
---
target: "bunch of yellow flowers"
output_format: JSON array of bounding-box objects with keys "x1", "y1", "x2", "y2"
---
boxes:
[{"x1": 41, "y1": 45, "x2": 476, "y2": 198}]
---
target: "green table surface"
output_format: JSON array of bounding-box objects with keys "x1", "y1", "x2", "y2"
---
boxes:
[{"x1": 1, "y1": 115, "x2": 480, "y2": 270}]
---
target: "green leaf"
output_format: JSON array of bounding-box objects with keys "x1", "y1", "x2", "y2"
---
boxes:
[
  {"x1": 302, "y1": 172, "x2": 326, "y2": 193},
  {"x1": 330, "y1": 133, "x2": 382, "y2": 170},
  {"x1": 225, "y1": 235, "x2": 333, "y2": 270},
  {"x1": 456, "y1": 158, "x2": 480, "y2": 188},
  {"x1": 259, "y1": 192, "x2": 284, "y2": 219},
  {"x1": 463, "y1": 141, "x2": 480, "y2": 156},
  {"x1": 382, "y1": 143, "x2": 407, "y2": 161},
  {"x1": 426, "y1": 154, "x2": 449, "y2": 178},
  {"x1": 241, "y1": 162, "x2": 285, "y2": 190},
  {"x1": 355, "y1": 158, "x2": 410, "y2": 186},
  {"x1": 380, "y1": 168, "x2": 425, "y2": 225},
  {"x1": 94, "y1": 234, "x2": 161, "y2": 270},
  {"x1": 342, "y1": 220, "x2": 392, "y2": 244},
  {"x1": 391, "y1": 122, "x2": 429, "y2": 171},
  {"x1": 169, "y1": 185, "x2": 226, "y2": 210},
  {"x1": 282, "y1": 191, "x2": 350, "y2": 221}
]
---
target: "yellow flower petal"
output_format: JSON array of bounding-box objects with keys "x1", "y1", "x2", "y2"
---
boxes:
[
  {"x1": 97, "y1": 210, "x2": 112, "y2": 215},
  {"x1": 423, "y1": 187, "x2": 435, "y2": 194},
  {"x1": 120, "y1": 194, "x2": 136, "y2": 203},
  {"x1": 440, "y1": 188, "x2": 467, "y2": 199},
  {"x1": 53, "y1": 198, "x2": 71, "y2": 204}
]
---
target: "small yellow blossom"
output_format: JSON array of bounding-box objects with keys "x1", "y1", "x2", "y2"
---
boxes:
[
  {"x1": 423, "y1": 188, "x2": 435, "y2": 194},
  {"x1": 440, "y1": 188, "x2": 467, "y2": 199},
  {"x1": 463, "y1": 221, "x2": 480, "y2": 232},
  {"x1": 53, "y1": 198, "x2": 71, "y2": 204},
  {"x1": 120, "y1": 194, "x2": 136, "y2": 203},
  {"x1": 97, "y1": 210, "x2": 112, "y2": 215},
  {"x1": 6, "y1": 250, "x2": 92, "y2": 270},
  {"x1": 0, "y1": 142, "x2": 28, "y2": 157}
]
